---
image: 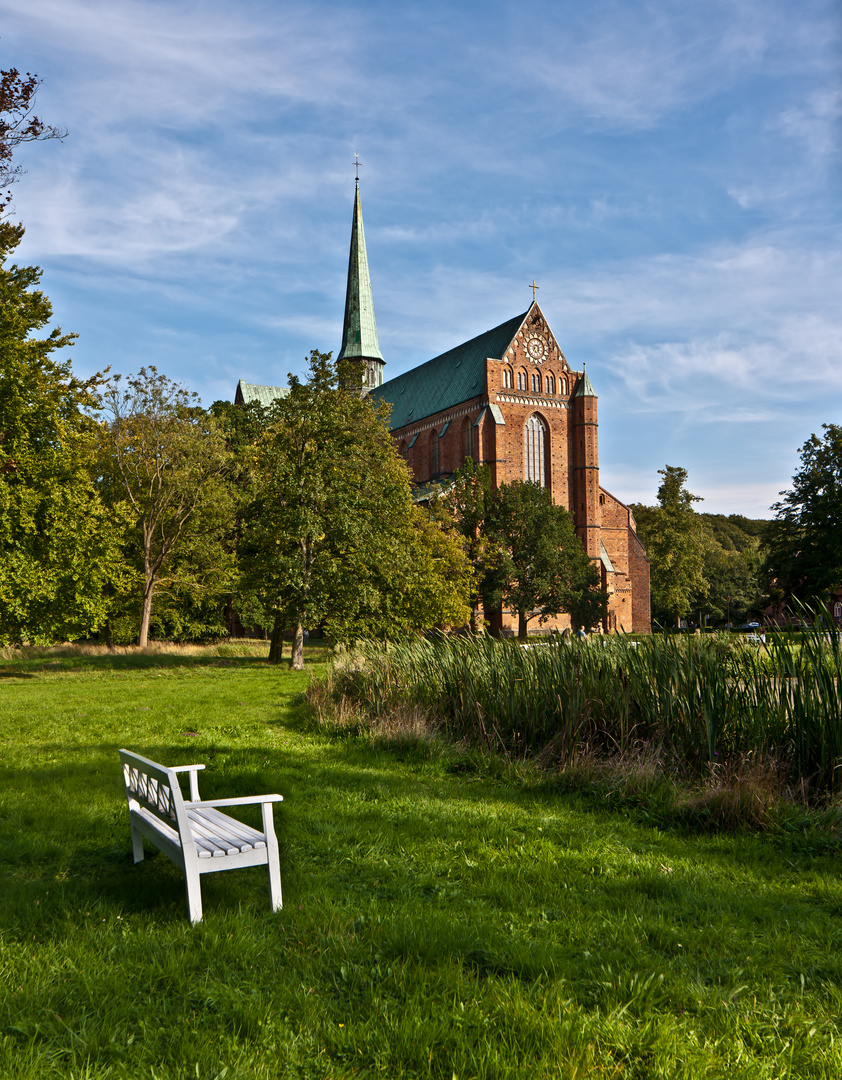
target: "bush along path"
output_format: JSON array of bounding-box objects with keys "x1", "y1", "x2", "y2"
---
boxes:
[{"x1": 2, "y1": 644, "x2": 842, "y2": 1078}]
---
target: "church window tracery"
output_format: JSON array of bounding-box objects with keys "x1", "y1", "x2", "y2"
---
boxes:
[{"x1": 524, "y1": 413, "x2": 549, "y2": 487}]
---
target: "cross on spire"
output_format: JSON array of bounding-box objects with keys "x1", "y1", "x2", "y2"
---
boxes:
[
  {"x1": 354, "y1": 152, "x2": 361, "y2": 181},
  {"x1": 530, "y1": 280, "x2": 540, "y2": 301}
]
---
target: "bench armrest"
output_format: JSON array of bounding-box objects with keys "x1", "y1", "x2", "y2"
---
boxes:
[
  {"x1": 185, "y1": 795, "x2": 283, "y2": 808},
  {"x1": 170, "y1": 764, "x2": 206, "y2": 800}
]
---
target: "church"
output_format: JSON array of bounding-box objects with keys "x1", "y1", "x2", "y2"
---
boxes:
[{"x1": 236, "y1": 180, "x2": 651, "y2": 635}]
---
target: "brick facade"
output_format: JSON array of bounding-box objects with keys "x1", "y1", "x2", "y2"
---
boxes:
[{"x1": 376, "y1": 303, "x2": 651, "y2": 634}]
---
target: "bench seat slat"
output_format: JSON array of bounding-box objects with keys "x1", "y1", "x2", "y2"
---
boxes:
[
  {"x1": 187, "y1": 811, "x2": 258, "y2": 857},
  {"x1": 190, "y1": 820, "x2": 243, "y2": 858},
  {"x1": 190, "y1": 807, "x2": 267, "y2": 852},
  {"x1": 134, "y1": 805, "x2": 267, "y2": 859}
]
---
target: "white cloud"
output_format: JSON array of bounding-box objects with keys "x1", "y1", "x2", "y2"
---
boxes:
[
  {"x1": 2, "y1": 0, "x2": 359, "y2": 123},
  {"x1": 777, "y1": 89, "x2": 842, "y2": 159},
  {"x1": 520, "y1": 0, "x2": 776, "y2": 128}
]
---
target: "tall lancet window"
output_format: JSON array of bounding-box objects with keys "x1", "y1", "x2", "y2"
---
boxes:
[
  {"x1": 430, "y1": 430, "x2": 440, "y2": 477},
  {"x1": 524, "y1": 413, "x2": 549, "y2": 487},
  {"x1": 462, "y1": 417, "x2": 473, "y2": 463}
]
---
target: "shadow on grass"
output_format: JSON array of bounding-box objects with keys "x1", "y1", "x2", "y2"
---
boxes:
[{"x1": 4, "y1": 739, "x2": 842, "y2": 941}]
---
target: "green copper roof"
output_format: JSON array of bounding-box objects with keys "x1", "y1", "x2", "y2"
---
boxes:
[
  {"x1": 236, "y1": 381, "x2": 290, "y2": 408},
  {"x1": 337, "y1": 181, "x2": 383, "y2": 364},
  {"x1": 574, "y1": 366, "x2": 596, "y2": 397},
  {"x1": 369, "y1": 310, "x2": 529, "y2": 430}
]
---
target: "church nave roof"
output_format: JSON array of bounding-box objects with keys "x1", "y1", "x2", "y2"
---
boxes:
[{"x1": 368, "y1": 309, "x2": 528, "y2": 430}]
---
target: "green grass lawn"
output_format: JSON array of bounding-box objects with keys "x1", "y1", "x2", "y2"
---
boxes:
[{"x1": 2, "y1": 646, "x2": 842, "y2": 1079}]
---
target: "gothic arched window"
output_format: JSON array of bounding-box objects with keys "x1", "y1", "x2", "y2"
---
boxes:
[
  {"x1": 546, "y1": 374, "x2": 555, "y2": 395},
  {"x1": 430, "y1": 430, "x2": 439, "y2": 477},
  {"x1": 503, "y1": 367, "x2": 513, "y2": 388},
  {"x1": 560, "y1": 375, "x2": 568, "y2": 395},
  {"x1": 462, "y1": 417, "x2": 473, "y2": 463},
  {"x1": 524, "y1": 413, "x2": 549, "y2": 487},
  {"x1": 531, "y1": 372, "x2": 540, "y2": 392}
]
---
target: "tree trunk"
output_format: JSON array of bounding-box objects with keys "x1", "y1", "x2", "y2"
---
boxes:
[
  {"x1": 291, "y1": 622, "x2": 305, "y2": 670},
  {"x1": 518, "y1": 609, "x2": 528, "y2": 641},
  {"x1": 139, "y1": 579, "x2": 155, "y2": 648},
  {"x1": 267, "y1": 615, "x2": 285, "y2": 664}
]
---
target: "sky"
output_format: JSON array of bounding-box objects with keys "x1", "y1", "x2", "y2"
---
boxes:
[{"x1": 2, "y1": 0, "x2": 840, "y2": 516}]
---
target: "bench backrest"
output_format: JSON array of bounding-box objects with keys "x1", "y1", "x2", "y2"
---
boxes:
[{"x1": 119, "y1": 749, "x2": 190, "y2": 835}]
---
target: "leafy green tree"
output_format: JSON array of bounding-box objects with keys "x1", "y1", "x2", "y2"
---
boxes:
[
  {"x1": 438, "y1": 459, "x2": 497, "y2": 632},
  {"x1": 0, "y1": 65, "x2": 122, "y2": 643},
  {"x1": 243, "y1": 350, "x2": 472, "y2": 668},
  {"x1": 632, "y1": 466, "x2": 707, "y2": 629},
  {"x1": 690, "y1": 516, "x2": 766, "y2": 627},
  {"x1": 484, "y1": 480, "x2": 604, "y2": 640},
  {"x1": 0, "y1": 221, "x2": 126, "y2": 643},
  {"x1": 763, "y1": 424, "x2": 842, "y2": 607},
  {"x1": 206, "y1": 398, "x2": 274, "y2": 638},
  {"x1": 101, "y1": 368, "x2": 236, "y2": 647}
]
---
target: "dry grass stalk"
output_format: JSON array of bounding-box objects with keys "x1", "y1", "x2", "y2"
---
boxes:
[{"x1": 0, "y1": 639, "x2": 269, "y2": 661}]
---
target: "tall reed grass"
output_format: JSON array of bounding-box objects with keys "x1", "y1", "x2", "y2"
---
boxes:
[{"x1": 314, "y1": 621, "x2": 842, "y2": 796}]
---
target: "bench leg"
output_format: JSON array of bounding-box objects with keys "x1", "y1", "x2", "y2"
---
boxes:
[
  {"x1": 131, "y1": 825, "x2": 145, "y2": 864},
  {"x1": 185, "y1": 868, "x2": 203, "y2": 923},
  {"x1": 262, "y1": 802, "x2": 282, "y2": 913},
  {"x1": 268, "y1": 855, "x2": 282, "y2": 913}
]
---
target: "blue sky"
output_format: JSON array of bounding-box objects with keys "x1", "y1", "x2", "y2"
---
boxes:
[{"x1": 3, "y1": 0, "x2": 840, "y2": 516}]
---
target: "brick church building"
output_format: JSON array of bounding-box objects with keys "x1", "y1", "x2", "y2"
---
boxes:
[{"x1": 238, "y1": 180, "x2": 651, "y2": 634}]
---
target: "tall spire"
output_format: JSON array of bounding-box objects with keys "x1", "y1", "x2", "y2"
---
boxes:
[{"x1": 337, "y1": 178, "x2": 384, "y2": 390}]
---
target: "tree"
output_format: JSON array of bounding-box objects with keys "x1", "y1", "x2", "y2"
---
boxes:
[
  {"x1": 101, "y1": 368, "x2": 236, "y2": 647},
  {"x1": 632, "y1": 466, "x2": 706, "y2": 628},
  {"x1": 763, "y1": 424, "x2": 842, "y2": 606},
  {"x1": 242, "y1": 350, "x2": 472, "y2": 668},
  {"x1": 1, "y1": 67, "x2": 65, "y2": 208},
  {"x1": 484, "y1": 480, "x2": 605, "y2": 640},
  {"x1": 0, "y1": 221, "x2": 126, "y2": 643},
  {"x1": 0, "y1": 64, "x2": 120, "y2": 644},
  {"x1": 0, "y1": 72, "x2": 118, "y2": 643},
  {"x1": 438, "y1": 459, "x2": 497, "y2": 632}
]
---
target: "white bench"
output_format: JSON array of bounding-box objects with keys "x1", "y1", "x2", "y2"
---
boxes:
[{"x1": 119, "y1": 749, "x2": 283, "y2": 923}]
